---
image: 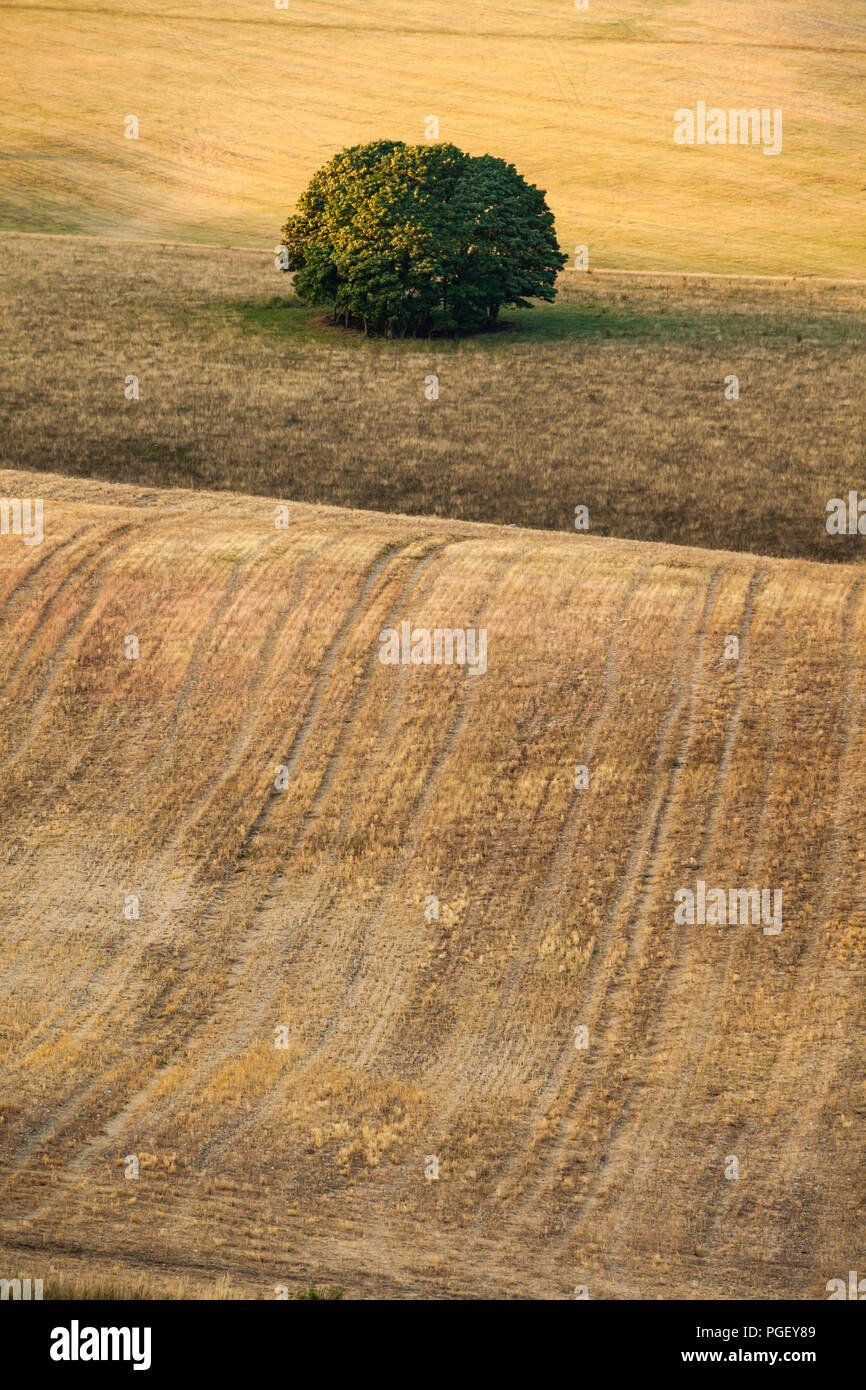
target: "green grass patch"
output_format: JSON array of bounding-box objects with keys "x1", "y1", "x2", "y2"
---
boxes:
[{"x1": 213, "y1": 292, "x2": 863, "y2": 354}]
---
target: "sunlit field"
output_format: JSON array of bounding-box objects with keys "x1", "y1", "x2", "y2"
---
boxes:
[{"x1": 2, "y1": 0, "x2": 864, "y2": 274}]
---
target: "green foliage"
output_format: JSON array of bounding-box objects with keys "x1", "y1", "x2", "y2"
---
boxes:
[
  {"x1": 280, "y1": 141, "x2": 566, "y2": 337},
  {"x1": 293, "y1": 1284, "x2": 345, "y2": 1300}
]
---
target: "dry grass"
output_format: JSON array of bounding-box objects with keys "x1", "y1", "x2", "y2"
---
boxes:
[
  {"x1": 2, "y1": 1, "x2": 863, "y2": 275},
  {"x1": 2, "y1": 232, "x2": 864, "y2": 563},
  {"x1": 4, "y1": 0, "x2": 863, "y2": 1308},
  {"x1": 0, "y1": 467, "x2": 863, "y2": 1299}
]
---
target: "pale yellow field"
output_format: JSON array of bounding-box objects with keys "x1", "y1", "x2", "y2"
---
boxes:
[
  {"x1": 0, "y1": 468, "x2": 863, "y2": 1298},
  {"x1": 2, "y1": 1, "x2": 864, "y2": 273}
]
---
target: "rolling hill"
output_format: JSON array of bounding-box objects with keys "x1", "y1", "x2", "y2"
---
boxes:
[
  {"x1": 0, "y1": 467, "x2": 863, "y2": 1298},
  {"x1": 2, "y1": 0, "x2": 864, "y2": 274}
]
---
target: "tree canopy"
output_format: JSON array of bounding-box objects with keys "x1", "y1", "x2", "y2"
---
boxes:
[{"x1": 280, "y1": 140, "x2": 566, "y2": 337}]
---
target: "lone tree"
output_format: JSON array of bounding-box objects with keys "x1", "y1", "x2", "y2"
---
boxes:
[{"x1": 280, "y1": 140, "x2": 566, "y2": 337}]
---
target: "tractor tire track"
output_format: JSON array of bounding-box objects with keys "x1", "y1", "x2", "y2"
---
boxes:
[{"x1": 508, "y1": 563, "x2": 726, "y2": 1229}]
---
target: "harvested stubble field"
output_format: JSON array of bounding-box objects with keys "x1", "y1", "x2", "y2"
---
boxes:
[
  {"x1": 2, "y1": 1, "x2": 863, "y2": 276},
  {"x1": 0, "y1": 467, "x2": 863, "y2": 1299},
  {"x1": 2, "y1": 232, "x2": 865, "y2": 563}
]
